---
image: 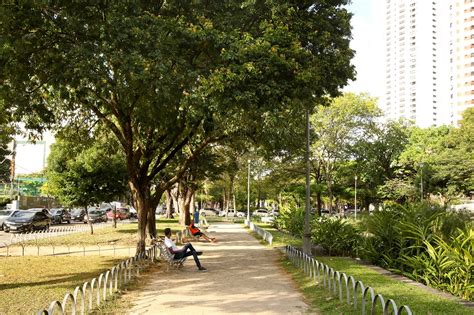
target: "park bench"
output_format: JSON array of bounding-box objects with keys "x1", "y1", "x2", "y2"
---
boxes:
[{"x1": 156, "y1": 241, "x2": 187, "y2": 271}]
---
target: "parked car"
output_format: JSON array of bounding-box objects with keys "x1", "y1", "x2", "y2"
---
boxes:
[
  {"x1": 218, "y1": 209, "x2": 246, "y2": 217},
  {"x1": 129, "y1": 207, "x2": 138, "y2": 219},
  {"x1": 219, "y1": 209, "x2": 235, "y2": 217},
  {"x1": 252, "y1": 209, "x2": 269, "y2": 217},
  {"x1": 261, "y1": 216, "x2": 275, "y2": 223},
  {"x1": 200, "y1": 208, "x2": 219, "y2": 216},
  {"x1": 50, "y1": 208, "x2": 71, "y2": 224},
  {"x1": 70, "y1": 208, "x2": 86, "y2": 222},
  {"x1": 28, "y1": 208, "x2": 52, "y2": 219},
  {"x1": 3, "y1": 210, "x2": 51, "y2": 233},
  {"x1": 106, "y1": 207, "x2": 131, "y2": 220},
  {"x1": 99, "y1": 203, "x2": 113, "y2": 212},
  {"x1": 0, "y1": 209, "x2": 16, "y2": 230},
  {"x1": 85, "y1": 209, "x2": 107, "y2": 223}
]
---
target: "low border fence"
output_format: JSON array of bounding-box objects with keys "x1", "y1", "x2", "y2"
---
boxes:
[
  {"x1": 8, "y1": 223, "x2": 109, "y2": 245},
  {"x1": 285, "y1": 245, "x2": 413, "y2": 315},
  {"x1": 245, "y1": 219, "x2": 273, "y2": 245},
  {"x1": 36, "y1": 244, "x2": 159, "y2": 315},
  {"x1": 0, "y1": 243, "x2": 136, "y2": 257}
]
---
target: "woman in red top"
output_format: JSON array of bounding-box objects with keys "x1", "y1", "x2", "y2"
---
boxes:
[{"x1": 189, "y1": 219, "x2": 217, "y2": 242}]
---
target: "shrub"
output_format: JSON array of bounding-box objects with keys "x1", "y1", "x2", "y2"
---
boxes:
[
  {"x1": 358, "y1": 205, "x2": 405, "y2": 267},
  {"x1": 397, "y1": 227, "x2": 473, "y2": 301},
  {"x1": 275, "y1": 207, "x2": 304, "y2": 238},
  {"x1": 312, "y1": 217, "x2": 360, "y2": 256},
  {"x1": 359, "y1": 202, "x2": 474, "y2": 301}
]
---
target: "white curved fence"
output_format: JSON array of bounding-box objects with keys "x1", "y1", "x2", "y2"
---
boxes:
[
  {"x1": 285, "y1": 245, "x2": 413, "y2": 315},
  {"x1": 245, "y1": 220, "x2": 273, "y2": 245},
  {"x1": 36, "y1": 244, "x2": 158, "y2": 315},
  {"x1": 8, "y1": 223, "x2": 108, "y2": 245},
  {"x1": 0, "y1": 243, "x2": 135, "y2": 257}
]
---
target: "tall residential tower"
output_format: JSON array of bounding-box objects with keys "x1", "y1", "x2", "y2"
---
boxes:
[
  {"x1": 449, "y1": 0, "x2": 474, "y2": 126},
  {"x1": 383, "y1": 0, "x2": 450, "y2": 128}
]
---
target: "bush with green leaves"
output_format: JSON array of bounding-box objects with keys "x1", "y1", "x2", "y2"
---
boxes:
[
  {"x1": 396, "y1": 227, "x2": 473, "y2": 301},
  {"x1": 274, "y1": 207, "x2": 305, "y2": 238},
  {"x1": 311, "y1": 217, "x2": 360, "y2": 256},
  {"x1": 359, "y1": 202, "x2": 473, "y2": 301}
]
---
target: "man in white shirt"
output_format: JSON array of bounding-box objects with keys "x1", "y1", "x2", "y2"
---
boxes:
[{"x1": 164, "y1": 228, "x2": 207, "y2": 271}]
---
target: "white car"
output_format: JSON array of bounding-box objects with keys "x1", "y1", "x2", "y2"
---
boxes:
[
  {"x1": 261, "y1": 216, "x2": 275, "y2": 223},
  {"x1": 252, "y1": 209, "x2": 269, "y2": 217},
  {"x1": 218, "y1": 209, "x2": 239, "y2": 217},
  {"x1": 200, "y1": 208, "x2": 219, "y2": 216}
]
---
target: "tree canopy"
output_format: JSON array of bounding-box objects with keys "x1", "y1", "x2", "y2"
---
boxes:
[{"x1": 1, "y1": 1, "x2": 355, "y2": 250}]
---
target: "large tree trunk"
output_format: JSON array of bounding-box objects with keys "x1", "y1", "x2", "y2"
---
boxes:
[
  {"x1": 326, "y1": 174, "x2": 334, "y2": 214},
  {"x1": 165, "y1": 189, "x2": 173, "y2": 218},
  {"x1": 85, "y1": 204, "x2": 94, "y2": 235},
  {"x1": 171, "y1": 185, "x2": 179, "y2": 218},
  {"x1": 147, "y1": 190, "x2": 162, "y2": 240},
  {"x1": 316, "y1": 191, "x2": 322, "y2": 216},
  {"x1": 129, "y1": 181, "x2": 151, "y2": 254},
  {"x1": 182, "y1": 188, "x2": 193, "y2": 226}
]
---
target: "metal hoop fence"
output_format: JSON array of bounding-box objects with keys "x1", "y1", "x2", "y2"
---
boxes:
[
  {"x1": 285, "y1": 245, "x2": 413, "y2": 315},
  {"x1": 245, "y1": 219, "x2": 273, "y2": 245},
  {"x1": 0, "y1": 242, "x2": 136, "y2": 257},
  {"x1": 8, "y1": 223, "x2": 109, "y2": 245},
  {"x1": 36, "y1": 244, "x2": 159, "y2": 315}
]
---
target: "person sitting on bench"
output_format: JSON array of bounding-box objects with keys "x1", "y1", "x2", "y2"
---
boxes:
[
  {"x1": 163, "y1": 228, "x2": 207, "y2": 271},
  {"x1": 189, "y1": 219, "x2": 217, "y2": 243}
]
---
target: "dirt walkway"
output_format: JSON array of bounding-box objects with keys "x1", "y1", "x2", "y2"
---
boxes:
[{"x1": 127, "y1": 223, "x2": 310, "y2": 315}]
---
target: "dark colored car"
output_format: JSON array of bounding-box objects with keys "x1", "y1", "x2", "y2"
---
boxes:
[
  {"x1": 50, "y1": 208, "x2": 71, "y2": 224},
  {"x1": 3, "y1": 211, "x2": 51, "y2": 233},
  {"x1": 71, "y1": 208, "x2": 86, "y2": 222},
  {"x1": 85, "y1": 209, "x2": 107, "y2": 223},
  {"x1": 0, "y1": 209, "x2": 16, "y2": 230},
  {"x1": 28, "y1": 208, "x2": 53, "y2": 219}
]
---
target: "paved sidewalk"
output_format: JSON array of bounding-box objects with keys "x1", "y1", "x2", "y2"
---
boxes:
[{"x1": 127, "y1": 223, "x2": 309, "y2": 315}]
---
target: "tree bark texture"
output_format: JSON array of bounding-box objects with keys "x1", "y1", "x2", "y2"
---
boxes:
[{"x1": 129, "y1": 181, "x2": 151, "y2": 254}]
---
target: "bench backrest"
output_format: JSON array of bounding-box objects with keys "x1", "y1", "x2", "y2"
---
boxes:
[{"x1": 157, "y1": 241, "x2": 175, "y2": 261}]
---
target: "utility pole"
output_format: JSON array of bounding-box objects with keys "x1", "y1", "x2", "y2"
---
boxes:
[
  {"x1": 354, "y1": 175, "x2": 357, "y2": 220},
  {"x1": 420, "y1": 162, "x2": 424, "y2": 201},
  {"x1": 247, "y1": 159, "x2": 250, "y2": 222},
  {"x1": 10, "y1": 140, "x2": 16, "y2": 200},
  {"x1": 303, "y1": 108, "x2": 312, "y2": 255}
]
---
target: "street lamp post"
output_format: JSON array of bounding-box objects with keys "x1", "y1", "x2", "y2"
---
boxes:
[
  {"x1": 354, "y1": 175, "x2": 357, "y2": 220},
  {"x1": 420, "y1": 162, "x2": 424, "y2": 200},
  {"x1": 247, "y1": 159, "x2": 250, "y2": 222}
]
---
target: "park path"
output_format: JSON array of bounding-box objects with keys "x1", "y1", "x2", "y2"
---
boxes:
[{"x1": 127, "y1": 222, "x2": 310, "y2": 315}]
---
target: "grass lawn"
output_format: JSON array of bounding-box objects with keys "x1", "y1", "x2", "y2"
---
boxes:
[
  {"x1": 0, "y1": 256, "x2": 125, "y2": 314},
  {"x1": 254, "y1": 222, "x2": 302, "y2": 248},
  {"x1": 314, "y1": 256, "x2": 473, "y2": 315},
  {"x1": 254, "y1": 223, "x2": 472, "y2": 315},
  {"x1": 21, "y1": 218, "x2": 183, "y2": 247},
  {"x1": 1, "y1": 219, "x2": 183, "y2": 313}
]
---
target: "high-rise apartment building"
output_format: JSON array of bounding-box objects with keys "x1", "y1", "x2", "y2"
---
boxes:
[
  {"x1": 382, "y1": 0, "x2": 474, "y2": 127},
  {"x1": 449, "y1": 0, "x2": 474, "y2": 126},
  {"x1": 383, "y1": 0, "x2": 450, "y2": 128}
]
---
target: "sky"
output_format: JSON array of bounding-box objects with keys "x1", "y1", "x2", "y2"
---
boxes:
[{"x1": 345, "y1": 0, "x2": 384, "y2": 98}]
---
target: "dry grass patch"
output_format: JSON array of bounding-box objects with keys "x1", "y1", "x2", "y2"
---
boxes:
[{"x1": 0, "y1": 256, "x2": 125, "y2": 314}]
